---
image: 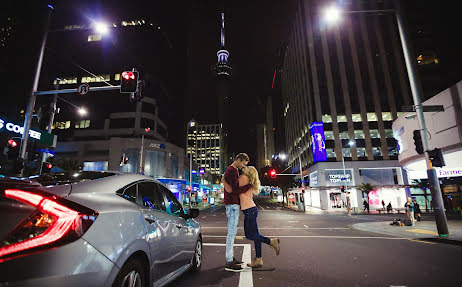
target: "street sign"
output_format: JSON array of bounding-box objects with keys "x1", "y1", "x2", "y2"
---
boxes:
[
  {"x1": 401, "y1": 105, "x2": 444, "y2": 112},
  {"x1": 77, "y1": 83, "x2": 90, "y2": 95},
  {"x1": 38, "y1": 148, "x2": 55, "y2": 155}
]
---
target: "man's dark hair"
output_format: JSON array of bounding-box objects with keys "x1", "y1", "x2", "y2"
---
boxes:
[{"x1": 235, "y1": 153, "x2": 250, "y2": 162}]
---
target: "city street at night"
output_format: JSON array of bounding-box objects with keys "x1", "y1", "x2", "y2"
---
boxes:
[{"x1": 172, "y1": 197, "x2": 462, "y2": 287}]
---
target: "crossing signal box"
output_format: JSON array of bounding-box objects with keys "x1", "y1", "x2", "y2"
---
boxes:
[
  {"x1": 120, "y1": 71, "x2": 139, "y2": 93},
  {"x1": 413, "y1": 130, "x2": 424, "y2": 155},
  {"x1": 340, "y1": 186, "x2": 345, "y2": 193},
  {"x1": 270, "y1": 169, "x2": 276, "y2": 178},
  {"x1": 428, "y1": 148, "x2": 445, "y2": 167},
  {"x1": 41, "y1": 162, "x2": 52, "y2": 173}
]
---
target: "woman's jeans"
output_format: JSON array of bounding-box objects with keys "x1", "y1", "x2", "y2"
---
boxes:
[{"x1": 243, "y1": 206, "x2": 270, "y2": 258}]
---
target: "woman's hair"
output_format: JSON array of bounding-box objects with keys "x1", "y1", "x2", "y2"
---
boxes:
[{"x1": 246, "y1": 166, "x2": 260, "y2": 195}]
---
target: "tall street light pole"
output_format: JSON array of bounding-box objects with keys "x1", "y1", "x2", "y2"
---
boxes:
[
  {"x1": 187, "y1": 119, "x2": 196, "y2": 209},
  {"x1": 323, "y1": 1, "x2": 449, "y2": 235},
  {"x1": 20, "y1": 5, "x2": 53, "y2": 169}
]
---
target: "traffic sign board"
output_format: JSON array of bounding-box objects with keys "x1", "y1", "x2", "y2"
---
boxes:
[{"x1": 77, "y1": 83, "x2": 90, "y2": 95}]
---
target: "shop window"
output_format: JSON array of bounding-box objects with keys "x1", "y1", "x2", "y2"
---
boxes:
[{"x1": 354, "y1": 130, "x2": 365, "y2": 139}]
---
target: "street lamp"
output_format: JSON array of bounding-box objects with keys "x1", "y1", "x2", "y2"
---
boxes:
[
  {"x1": 77, "y1": 107, "x2": 88, "y2": 116},
  {"x1": 93, "y1": 21, "x2": 110, "y2": 35},
  {"x1": 187, "y1": 119, "x2": 196, "y2": 209},
  {"x1": 322, "y1": 1, "x2": 449, "y2": 235}
]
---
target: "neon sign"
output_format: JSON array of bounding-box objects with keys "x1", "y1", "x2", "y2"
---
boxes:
[{"x1": 310, "y1": 122, "x2": 327, "y2": 163}]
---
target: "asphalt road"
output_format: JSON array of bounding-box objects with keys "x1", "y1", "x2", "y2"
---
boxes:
[{"x1": 169, "y1": 197, "x2": 461, "y2": 287}]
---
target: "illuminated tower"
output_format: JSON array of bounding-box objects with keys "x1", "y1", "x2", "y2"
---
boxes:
[{"x1": 212, "y1": 12, "x2": 232, "y2": 170}]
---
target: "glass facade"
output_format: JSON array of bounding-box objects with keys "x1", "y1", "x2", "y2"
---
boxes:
[{"x1": 144, "y1": 150, "x2": 166, "y2": 178}]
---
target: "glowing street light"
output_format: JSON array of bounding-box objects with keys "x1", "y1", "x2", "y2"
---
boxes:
[
  {"x1": 323, "y1": 5, "x2": 342, "y2": 24},
  {"x1": 94, "y1": 22, "x2": 109, "y2": 35},
  {"x1": 279, "y1": 153, "x2": 287, "y2": 160},
  {"x1": 78, "y1": 107, "x2": 87, "y2": 116}
]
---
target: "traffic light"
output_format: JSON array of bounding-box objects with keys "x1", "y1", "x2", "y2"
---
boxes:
[
  {"x1": 41, "y1": 162, "x2": 52, "y2": 173},
  {"x1": 413, "y1": 130, "x2": 424, "y2": 155},
  {"x1": 6, "y1": 138, "x2": 20, "y2": 160},
  {"x1": 270, "y1": 169, "x2": 276, "y2": 178},
  {"x1": 428, "y1": 148, "x2": 445, "y2": 167},
  {"x1": 340, "y1": 185, "x2": 345, "y2": 193},
  {"x1": 120, "y1": 71, "x2": 139, "y2": 93},
  {"x1": 187, "y1": 185, "x2": 192, "y2": 192},
  {"x1": 120, "y1": 155, "x2": 129, "y2": 166}
]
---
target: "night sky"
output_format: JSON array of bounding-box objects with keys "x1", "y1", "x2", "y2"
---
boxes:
[{"x1": 1, "y1": 0, "x2": 461, "y2": 165}]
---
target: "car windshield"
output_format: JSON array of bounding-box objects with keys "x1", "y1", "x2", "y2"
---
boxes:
[{"x1": 26, "y1": 171, "x2": 117, "y2": 186}]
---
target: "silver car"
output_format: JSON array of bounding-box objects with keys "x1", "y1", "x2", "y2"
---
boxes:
[{"x1": 0, "y1": 171, "x2": 202, "y2": 287}]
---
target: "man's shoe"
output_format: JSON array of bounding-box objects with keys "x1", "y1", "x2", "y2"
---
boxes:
[
  {"x1": 247, "y1": 257, "x2": 263, "y2": 269},
  {"x1": 225, "y1": 261, "x2": 244, "y2": 272},
  {"x1": 232, "y1": 258, "x2": 243, "y2": 265},
  {"x1": 270, "y1": 238, "x2": 280, "y2": 256}
]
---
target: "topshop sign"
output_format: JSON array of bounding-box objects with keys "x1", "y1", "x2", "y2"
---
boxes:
[
  {"x1": 0, "y1": 117, "x2": 57, "y2": 147},
  {"x1": 325, "y1": 169, "x2": 354, "y2": 186}
]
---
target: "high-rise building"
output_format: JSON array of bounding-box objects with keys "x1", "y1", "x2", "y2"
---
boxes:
[
  {"x1": 256, "y1": 97, "x2": 276, "y2": 170},
  {"x1": 282, "y1": 0, "x2": 412, "y2": 210},
  {"x1": 212, "y1": 12, "x2": 232, "y2": 161},
  {"x1": 187, "y1": 123, "x2": 223, "y2": 175}
]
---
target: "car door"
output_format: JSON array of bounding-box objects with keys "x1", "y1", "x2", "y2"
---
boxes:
[
  {"x1": 158, "y1": 183, "x2": 196, "y2": 268},
  {"x1": 136, "y1": 181, "x2": 176, "y2": 280}
]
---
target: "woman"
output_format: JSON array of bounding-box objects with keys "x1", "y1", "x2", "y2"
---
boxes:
[{"x1": 223, "y1": 166, "x2": 280, "y2": 268}]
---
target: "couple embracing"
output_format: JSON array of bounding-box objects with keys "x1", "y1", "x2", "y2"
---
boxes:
[{"x1": 222, "y1": 153, "x2": 280, "y2": 272}]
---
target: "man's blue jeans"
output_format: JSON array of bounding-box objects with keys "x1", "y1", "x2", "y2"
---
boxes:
[
  {"x1": 243, "y1": 206, "x2": 270, "y2": 258},
  {"x1": 225, "y1": 204, "x2": 240, "y2": 263}
]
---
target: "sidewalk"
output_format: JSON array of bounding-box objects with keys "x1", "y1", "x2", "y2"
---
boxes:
[{"x1": 352, "y1": 220, "x2": 462, "y2": 244}]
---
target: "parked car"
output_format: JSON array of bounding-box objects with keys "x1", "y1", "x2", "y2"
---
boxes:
[{"x1": 0, "y1": 171, "x2": 202, "y2": 287}]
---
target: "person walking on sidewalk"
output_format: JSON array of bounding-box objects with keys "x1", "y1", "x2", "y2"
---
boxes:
[
  {"x1": 363, "y1": 199, "x2": 369, "y2": 213},
  {"x1": 387, "y1": 202, "x2": 393, "y2": 214},
  {"x1": 413, "y1": 199, "x2": 421, "y2": 221},
  {"x1": 222, "y1": 153, "x2": 252, "y2": 272},
  {"x1": 346, "y1": 194, "x2": 352, "y2": 216},
  {"x1": 223, "y1": 166, "x2": 280, "y2": 269},
  {"x1": 404, "y1": 197, "x2": 416, "y2": 226}
]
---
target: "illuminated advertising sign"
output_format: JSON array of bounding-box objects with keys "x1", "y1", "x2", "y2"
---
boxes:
[
  {"x1": 0, "y1": 116, "x2": 57, "y2": 147},
  {"x1": 309, "y1": 122, "x2": 327, "y2": 163},
  {"x1": 325, "y1": 169, "x2": 354, "y2": 186}
]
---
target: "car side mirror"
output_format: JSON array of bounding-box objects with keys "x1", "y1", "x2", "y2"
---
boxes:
[{"x1": 188, "y1": 208, "x2": 200, "y2": 219}]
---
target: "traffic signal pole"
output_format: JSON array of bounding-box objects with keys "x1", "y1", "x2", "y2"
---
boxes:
[
  {"x1": 39, "y1": 80, "x2": 59, "y2": 174},
  {"x1": 394, "y1": 0, "x2": 448, "y2": 235},
  {"x1": 20, "y1": 5, "x2": 53, "y2": 169}
]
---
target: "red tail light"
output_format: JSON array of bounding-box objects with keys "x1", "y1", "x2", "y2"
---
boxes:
[{"x1": 0, "y1": 189, "x2": 98, "y2": 262}]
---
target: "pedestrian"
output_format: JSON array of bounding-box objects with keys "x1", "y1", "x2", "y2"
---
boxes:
[
  {"x1": 224, "y1": 166, "x2": 280, "y2": 269},
  {"x1": 413, "y1": 199, "x2": 421, "y2": 221},
  {"x1": 222, "y1": 153, "x2": 252, "y2": 272},
  {"x1": 382, "y1": 200, "x2": 385, "y2": 210},
  {"x1": 346, "y1": 194, "x2": 352, "y2": 216},
  {"x1": 404, "y1": 197, "x2": 415, "y2": 226},
  {"x1": 363, "y1": 199, "x2": 369, "y2": 213},
  {"x1": 387, "y1": 202, "x2": 392, "y2": 214}
]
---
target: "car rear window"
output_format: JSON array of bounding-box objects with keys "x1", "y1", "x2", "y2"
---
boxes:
[{"x1": 26, "y1": 171, "x2": 117, "y2": 186}]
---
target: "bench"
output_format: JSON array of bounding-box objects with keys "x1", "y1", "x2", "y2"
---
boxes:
[{"x1": 376, "y1": 208, "x2": 406, "y2": 214}]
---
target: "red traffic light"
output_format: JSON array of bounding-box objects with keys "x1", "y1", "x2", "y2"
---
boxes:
[
  {"x1": 8, "y1": 139, "x2": 18, "y2": 148},
  {"x1": 270, "y1": 169, "x2": 276, "y2": 178},
  {"x1": 46, "y1": 163, "x2": 52, "y2": 169},
  {"x1": 122, "y1": 71, "x2": 135, "y2": 80},
  {"x1": 187, "y1": 186, "x2": 192, "y2": 191}
]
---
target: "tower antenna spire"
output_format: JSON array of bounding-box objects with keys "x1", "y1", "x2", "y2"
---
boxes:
[{"x1": 221, "y1": 12, "x2": 225, "y2": 47}]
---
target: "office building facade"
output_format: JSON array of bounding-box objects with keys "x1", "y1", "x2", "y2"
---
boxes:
[{"x1": 187, "y1": 123, "x2": 223, "y2": 175}]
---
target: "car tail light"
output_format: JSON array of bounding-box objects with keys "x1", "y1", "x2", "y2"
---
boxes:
[{"x1": 0, "y1": 189, "x2": 98, "y2": 262}]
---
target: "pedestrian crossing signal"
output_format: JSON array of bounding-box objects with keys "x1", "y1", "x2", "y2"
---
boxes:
[{"x1": 270, "y1": 169, "x2": 276, "y2": 178}]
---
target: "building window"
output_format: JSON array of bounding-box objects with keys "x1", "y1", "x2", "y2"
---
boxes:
[
  {"x1": 53, "y1": 121, "x2": 70, "y2": 129},
  {"x1": 356, "y1": 147, "x2": 367, "y2": 157},
  {"x1": 372, "y1": 147, "x2": 382, "y2": 157},
  {"x1": 388, "y1": 147, "x2": 398, "y2": 156},
  {"x1": 382, "y1": 112, "x2": 392, "y2": 121},
  {"x1": 369, "y1": 129, "x2": 380, "y2": 138},
  {"x1": 83, "y1": 161, "x2": 108, "y2": 171},
  {"x1": 81, "y1": 74, "x2": 110, "y2": 83},
  {"x1": 54, "y1": 77, "x2": 77, "y2": 85},
  {"x1": 342, "y1": 148, "x2": 351, "y2": 157},
  {"x1": 385, "y1": 129, "x2": 394, "y2": 138},
  {"x1": 322, "y1": 114, "x2": 332, "y2": 123},
  {"x1": 367, "y1": 113, "x2": 377, "y2": 121},
  {"x1": 75, "y1": 120, "x2": 90, "y2": 129},
  {"x1": 114, "y1": 73, "x2": 120, "y2": 81},
  {"x1": 352, "y1": 114, "x2": 362, "y2": 122},
  {"x1": 325, "y1": 131, "x2": 334, "y2": 140},
  {"x1": 326, "y1": 148, "x2": 336, "y2": 158},
  {"x1": 354, "y1": 130, "x2": 365, "y2": 139},
  {"x1": 88, "y1": 34, "x2": 102, "y2": 42},
  {"x1": 337, "y1": 115, "x2": 347, "y2": 123},
  {"x1": 339, "y1": 131, "x2": 349, "y2": 139}
]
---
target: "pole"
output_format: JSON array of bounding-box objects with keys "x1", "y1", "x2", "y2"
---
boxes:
[
  {"x1": 40, "y1": 79, "x2": 59, "y2": 174},
  {"x1": 189, "y1": 147, "x2": 193, "y2": 210},
  {"x1": 394, "y1": 0, "x2": 448, "y2": 235},
  {"x1": 139, "y1": 133, "x2": 144, "y2": 174},
  {"x1": 20, "y1": 5, "x2": 53, "y2": 170},
  {"x1": 298, "y1": 148, "x2": 305, "y2": 211}
]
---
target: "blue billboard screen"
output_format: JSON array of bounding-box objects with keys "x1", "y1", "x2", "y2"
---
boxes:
[{"x1": 310, "y1": 122, "x2": 327, "y2": 163}]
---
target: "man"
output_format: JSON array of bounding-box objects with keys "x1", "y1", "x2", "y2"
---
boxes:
[
  {"x1": 223, "y1": 153, "x2": 252, "y2": 272},
  {"x1": 404, "y1": 197, "x2": 415, "y2": 226}
]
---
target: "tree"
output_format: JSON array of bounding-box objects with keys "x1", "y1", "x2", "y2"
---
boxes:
[{"x1": 358, "y1": 183, "x2": 374, "y2": 201}]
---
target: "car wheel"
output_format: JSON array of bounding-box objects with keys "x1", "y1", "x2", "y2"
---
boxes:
[
  {"x1": 113, "y1": 258, "x2": 146, "y2": 287},
  {"x1": 190, "y1": 238, "x2": 202, "y2": 272}
]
